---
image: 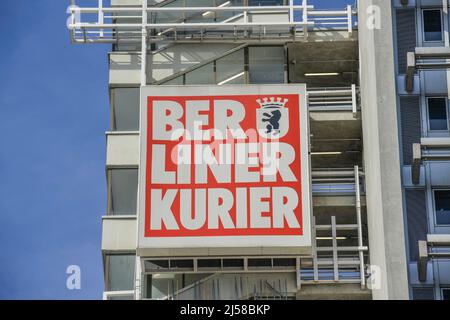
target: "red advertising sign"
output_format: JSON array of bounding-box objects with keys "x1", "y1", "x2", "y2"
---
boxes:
[{"x1": 139, "y1": 85, "x2": 311, "y2": 249}]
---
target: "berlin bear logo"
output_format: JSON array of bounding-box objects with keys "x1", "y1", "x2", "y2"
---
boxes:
[{"x1": 256, "y1": 97, "x2": 289, "y2": 139}]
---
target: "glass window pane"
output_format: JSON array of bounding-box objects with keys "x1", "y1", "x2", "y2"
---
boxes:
[
  {"x1": 423, "y1": 10, "x2": 442, "y2": 41},
  {"x1": 163, "y1": 76, "x2": 184, "y2": 85},
  {"x1": 198, "y1": 259, "x2": 221, "y2": 268},
  {"x1": 249, "y1": 0, "x2": 284, "y2": 5},
  {"x1": 150, "y1": 274, "x2": 182, "y2": 299},
  {"x1": 145, "y1": 260, "x2": 169, "y2": 271},
  {"x1": 108, "y1": 254, "x2": 135, "y2": 291},
  {"x1": 185, "y1": 63, "x2": 215, "y2": 85},
  {"x1": 170, "y1": 259, "x2": 194, "y2": 270},
  {"x1": 249, "y1": 46, "x2": 285, "y2": 84},
  {"x1": 216, "y1": 50, "x2": 245, "y2": 85},
  {"x1": 216, "y1": 0, "x2": 244, "y2": 22},
  {"x1": 412, "y1": 287, "x2": 435, "y2": 300},
  {"x1": 435, "y1": 190, "x2": 450, "y2": 225},
  {"x1": 443, "y1": 289, "x2": 450, "y2": 300},
  {"x1": 109, "y1": 169, "x2": 138, "y2": 215},
  {"x1": 428, "y1": 98, "x2": 448, "y2": 131},
  {"x1": 248, "y1": 258, "x2": 272, "y2": 268},
  {"x1": 222, "y1": 259, "x2": 244, "y2": 268},
  {"x1": 107, "y1": 294, "x2": 134, "y2": 300},
  {"x1": 152, "y1": 0, "x2": 180, "y2": 24},
  {"x1": 273, "y1": 258, "x2": 296, "y2": 267},
  {"x1": 112, "y1": 88, "x2": 140, "y2": 131},
  {"x1": 185, "y1": 0, "x2": 215, "y2": 23}
]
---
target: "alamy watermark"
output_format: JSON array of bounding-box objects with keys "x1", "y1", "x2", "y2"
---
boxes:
[{"x1": 66, "y1": 265, "x2": 81, "y2": 290}]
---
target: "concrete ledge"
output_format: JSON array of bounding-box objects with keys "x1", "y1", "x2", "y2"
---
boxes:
[
  {"x1": 406, "y1": 52, "x2": 415, "y2": 93},
  {"x1": 411, "y1": 143, "x2": 422, "y2": 185},
  {"x1": 418, "y1": 240, "x2": 428, "y2": 282},
  {"x1": 421, "y1": 137, "x2": 450, "y2": 148},
  {"x1": 416, "y1": 46, "x2": 450, "y2": 58},
  {"x1": 137, "y1": 246, "x2": 312, "y2": 258},
  {"x1": 106, "y1": 132, "x2": 139, "y2": 167},
  {"x1": 296, "y1": 283, "x2": 371, "y2": 300},
  {"x1": 313, "y1": 195, "x2": 366, "y2": 207},
  {"x1": 102, "y1": 216, "x2": 137, "y2": 252},
  {"x1": 427, "y1": 234, "x2": 450, "y2": 245}
]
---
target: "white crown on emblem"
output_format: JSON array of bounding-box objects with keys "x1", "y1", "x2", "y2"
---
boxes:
[{"x1": 256, "y1": 97, "x2": 289, "y2": 109}]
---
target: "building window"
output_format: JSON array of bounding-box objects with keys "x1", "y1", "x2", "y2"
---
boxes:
[
  {"x1": 106, "y1": 254, "x2": 136, "y2": 291},
  {"x1": 108, "y1": 168, "x2": 138, "y2": 215},
  {"x1": 147, "y1": 274, "x2": 181, "y2": 299},
  {"x1": 161, "y1": 46, "x2": 285, "y2": 85},
  {"x1": 423, "y1": 9, "x2": 443, "y2": 42},
  {"x1": 434, "y1": 190, "x2": 450, "y2": 225},
  {"x1": 427, "y1": 97, "x2": 448, "y2": 131},
  {"x1": 216, "y1": 49, "x2": 245, "y2": 85},
  {"x1": 442, "y1": 288, "x2": 450, "y2": 300},
  {"x1": 249, "y1": 0, "x2": 284, "y2": 5},
  {"x1": 104, "y1": 292, "x2": 134, "y2": 300},
  {"x1": 185, "y1": 63, "x2": 215, "y2": 85},
  {"x1": 248, "y1": 46, "x2": 285, "y2": 84},
  {"x1": 412, "y1": 287, "x2": 435, "y2": 300},
  {"x1": 111, "y1": 88, "x2": 140, "y2": 131}
]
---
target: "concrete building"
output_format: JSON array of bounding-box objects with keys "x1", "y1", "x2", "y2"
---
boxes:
[{"x1": 67, "y1": 0, "x2": 450, "y2": 300}]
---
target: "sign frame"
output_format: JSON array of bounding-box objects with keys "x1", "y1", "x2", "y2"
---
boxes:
[{"x1": 138, "y1": 84, "x2": 311, "y2": 251}]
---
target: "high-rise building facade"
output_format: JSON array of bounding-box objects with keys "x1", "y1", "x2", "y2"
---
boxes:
[
  {"x1": 393, "y1": 0, "x2": 450, "y2": 300},
  {"x1": 67, "y1": 0, "x2": 450, "y2": 300}
]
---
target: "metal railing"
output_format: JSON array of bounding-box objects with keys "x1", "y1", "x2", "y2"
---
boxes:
[
  {"x1": 308, "y1": 85, "x2": 359, "y2": 117},
  {"x1": 68, "y1": 0, "x2": 356, "y2": 44},
  {"x1": 160, "y1": 273, "x2": 294, "y2": 300},
  {"x1": 311, "y1": 167, "x2": 364, "y2": 195},
  {"x1": 302, "y1": 166, "x2": 367, "y2": 288},
  {"x1": 405, "y1": 47, "x2": 450, "y2": 92}
]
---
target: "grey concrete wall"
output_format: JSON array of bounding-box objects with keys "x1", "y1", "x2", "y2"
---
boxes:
[
  {"x1": 102, "y1": 216, "x2": 137, "y2": 251},
  {"x1": 358, "y1": 0, "x2": 409, "y2": 299}
]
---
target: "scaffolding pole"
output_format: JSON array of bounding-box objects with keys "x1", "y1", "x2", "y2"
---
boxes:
[{"x1": 354, "y1": 165, "x2": 366, "y2": 288}]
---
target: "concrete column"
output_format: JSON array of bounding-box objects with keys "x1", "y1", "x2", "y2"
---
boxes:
[{"x1": 357, "y1": 0, "x2": 409, "y2": 299}]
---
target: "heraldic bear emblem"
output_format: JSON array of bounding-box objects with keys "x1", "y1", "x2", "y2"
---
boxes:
[{"x1": 256, "y1": 97, "x2": 289, "y2": 139}]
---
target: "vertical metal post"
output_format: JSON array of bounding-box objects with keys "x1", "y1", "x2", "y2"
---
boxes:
[
  {"x1": 141, "y1": 0, "x2": 148, "y2": 87},
  {"x1": 442, "y1": 0, "x2": 450, "y2": 100},
  {"x1": 134, "y1": 256, "x2": 142, "y2": 300},
  {"x1": 312, "y1": 215, "x2": 319, "y2": 281},
  {"x1": 289, "y1": 0, "x2": 294, "y2": 23},
  {"x1": 443, "y1": 0, "x2": 449, "y2": 45},
  {"x1": 331, "y1": 216, "x2": 339, "y2": 282},
  {"x1": 296, "y1": 257, "x2": 301, "y2": 290},
  {"x1": 354, "y1": 165, "x2": 366, "y2": 288},
  {"x1": 302, "y1": 0, "x2": 308, "y2": 38},
  {"x1": 347, "y1": 5, "x2": 353, "y2": 36},
  {"x1": 98, "y1": 0, "x2": 104, "y2": 38},
  {"x1": 243, "y1": 9, "x2": 248, "y2": 38},
  {"x1": 70, "y1": 0, "x2": 76, "y2": 27},
  {"x1": 351, "y1": 84, "x2": 357, "y2": 118}
]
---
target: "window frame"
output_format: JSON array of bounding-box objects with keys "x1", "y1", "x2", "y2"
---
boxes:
[
  {"x1": 104, "y1": 253, "x2": 136, "y2": 292},
  {"x1": 422, "y1": 9, "x2": 444, "y2": 43},
  {"x1": 107, "y1": 167, "x2": 139, "y2": 216},
  {"x1": 426, "y1": 96, "x2": 449, "y2": 132},
  {"x1": 103, "y1": 290, "x2": 135, "y2": 300},
  {"x1": 110, "y1": 87, "x2": 140, "y2": 132},
  {"x1": 411, "y1": 286, "x2": 435, "y2": 300},
  {"x1": 432, "y1": 189, "x2": 450, "y2": 227},
  {"x1": 441, "y1": 287, "x2": 450, "y2": 300}
]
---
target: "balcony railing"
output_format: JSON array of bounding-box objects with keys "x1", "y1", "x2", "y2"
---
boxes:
[{"x1": 67, "y1": 0, "x2": 357, "y2": 44}]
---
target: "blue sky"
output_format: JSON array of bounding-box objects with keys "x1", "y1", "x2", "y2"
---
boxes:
[{"x1": 0, "y1": 0, "x2": 353, "y2": 300}]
